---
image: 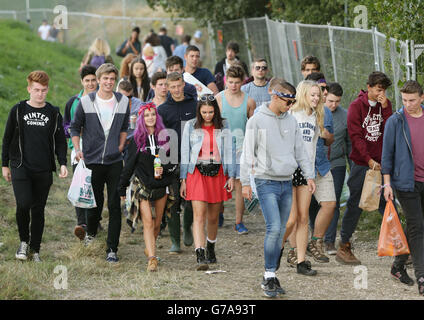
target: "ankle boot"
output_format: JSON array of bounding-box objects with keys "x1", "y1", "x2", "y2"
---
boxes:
[
  {"x1": 206, "y1": 240, "x2": 217, "y2": 264},
  {"x1": 195, "y1": 248, "x2": 209, "y2": 271}
]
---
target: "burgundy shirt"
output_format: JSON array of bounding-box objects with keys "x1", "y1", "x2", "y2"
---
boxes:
[{"x1": 404, "y1": 110, "x2": 424, "y2": 182}]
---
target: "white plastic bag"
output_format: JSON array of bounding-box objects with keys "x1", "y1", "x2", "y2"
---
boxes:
[{"x1": 67, "y1": 160, "x2": 97, "y2": 208}]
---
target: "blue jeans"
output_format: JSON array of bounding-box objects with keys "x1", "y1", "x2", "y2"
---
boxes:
[
  {"x1": 324, "y1": 166, "x2": 347, "y2": 244},
  {"x1": 255, "y1": 178, "x2": 293, "y2": 272}
]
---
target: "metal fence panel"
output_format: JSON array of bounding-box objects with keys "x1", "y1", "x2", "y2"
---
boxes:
[{"x1": 214, "y1": 17, "x2": 409, "y2": 109}]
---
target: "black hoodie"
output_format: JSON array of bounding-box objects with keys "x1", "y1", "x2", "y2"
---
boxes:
[{"x1": 157, "y1": 90, "x2": 197, "y2": 162}]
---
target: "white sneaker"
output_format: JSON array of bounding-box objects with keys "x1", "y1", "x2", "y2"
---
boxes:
[
  {"x1": 15, "y1": 241, "x2": 28, "y2": 260},
  {"x1": 106, "y1": 251, "x2": 119, "y2": 263},
  {"x1": 84, "y1": 235, "x2": 94, "y2": 247}
]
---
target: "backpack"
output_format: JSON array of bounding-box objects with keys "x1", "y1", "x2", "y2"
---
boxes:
[{"x1": 90, "y1": 55, "x2": 106, "y2": 69}]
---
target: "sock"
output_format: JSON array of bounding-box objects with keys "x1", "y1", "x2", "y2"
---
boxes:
[
  {"x1": 264, "y1": 271, "x2": 276, "y2": 279},
  {"x1": 207, "y1": 237, "x2": 217, "y2": 243}
]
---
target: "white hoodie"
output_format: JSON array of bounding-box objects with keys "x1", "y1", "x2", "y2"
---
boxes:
[{"x1": 240, "y1": 103, "x2": 315, "y2": 186}]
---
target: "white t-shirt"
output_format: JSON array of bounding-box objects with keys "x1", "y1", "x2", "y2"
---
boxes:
[
  {"x1": 95, "y1": 94, "x2": 117, "y2": 139},
  {"x1": 38, "y1": 24, "x2": 51, "y2": 40}
]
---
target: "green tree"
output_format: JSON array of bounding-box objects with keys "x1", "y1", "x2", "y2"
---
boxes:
[{"x1": 146, "y1": 0, "x2": 271, "y2": 27}]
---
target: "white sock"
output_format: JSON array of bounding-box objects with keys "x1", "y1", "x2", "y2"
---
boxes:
[
  {"x1": 207, "y1": 237, "x2": 217, "y2": 243},
  {"x1": 264, "y1": 271, "x2": 276, "y2": 279}
]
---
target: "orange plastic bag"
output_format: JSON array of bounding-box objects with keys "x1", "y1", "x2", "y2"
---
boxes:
[{"x1": 377, "y1": 199, "x2": 410, "y2": 257}]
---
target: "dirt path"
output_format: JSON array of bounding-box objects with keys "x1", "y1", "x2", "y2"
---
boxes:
[
  {"x1": 1, "y1": 185, "x2": 422, "y2": 300},
  {"x1": 112, "y1": 198, "x2": 423, "y2": 300}
]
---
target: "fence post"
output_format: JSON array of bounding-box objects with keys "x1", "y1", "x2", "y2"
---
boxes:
[
  {"x1": 410, "y1": 40, "x2": 416, "y2": 81},
  {"x1": 372, "y1": 26, "x2": 380, "y2": 71},
  {"x1": 279, "y1": 20, "x2": 294, "y2": 84},
  {"x1": 26, "y1": 0, "x2": 30, "y2": 21},
  {"x1": 208, "y1": 21, "x2": 217, "y2": 69},
  {"x1": 242, "y1": 18, "x2": 252, "y2": 67},
  {"x1": 328, "y1": 23, "x2": 338, "y2": 82},
  {"x1": 101, "y1": 15, "x2": 107, "y2": 41},
  {"x1": 294, "y1": 21, "x2": 304, "y2": 61},
  {"x1": 265, "y1": 15, "x2": 277, "y2": 77},
  {"x1": 122, "y1": 0, "x2": 127, "y2": 44}
]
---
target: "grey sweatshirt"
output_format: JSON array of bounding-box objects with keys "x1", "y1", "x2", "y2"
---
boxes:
[{"x1": 240, "y1": 103, "x2": 315, "y2": 186}]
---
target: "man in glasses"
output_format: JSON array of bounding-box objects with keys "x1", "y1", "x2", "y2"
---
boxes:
[
  {"x1": 304, "y1": 72, "x2": 336, "y2": 263},
  {"x1": 157, "y1": 72, "x2": 198, "y2": 254},
  {"x1": 301, "y1": 55, "x2": 321, "y2": 79},
  {"x1": 241, "y1": 58, "x2": 271, "y2": 112},
  {"x1": 216, "y1": 65, "x2": 256, "y2": 234},
  {"x1": 241, "y1": 78, "x2": 315, "y2": 297}
]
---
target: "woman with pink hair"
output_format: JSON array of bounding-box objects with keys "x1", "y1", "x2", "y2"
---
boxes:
[{"x1": 119, "y1": 102, "x2": 177, "y2": 272}]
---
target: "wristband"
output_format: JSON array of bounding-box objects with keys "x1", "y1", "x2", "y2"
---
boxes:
[{"x1": 381, "y1": 184, "x2": 390, "y2": 189}]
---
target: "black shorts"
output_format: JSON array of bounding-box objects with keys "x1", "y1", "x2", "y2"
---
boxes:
[{"x1": 292, "y1": 167, "x2": 308, "y2": 187}]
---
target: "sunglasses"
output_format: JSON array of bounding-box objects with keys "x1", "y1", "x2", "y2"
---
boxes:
[
  {"x1": 320, "y1": 85, "x2": 329, "y2": 92},
  {"x1": 255, "y1": 66, "x2": 268, "y2": 71},
  {"x1": 280, "y1": 98, "x2": 296, "y2": 106},
  {"x1": 200, "y1": 94, "x2": 216, "y2": 102}
]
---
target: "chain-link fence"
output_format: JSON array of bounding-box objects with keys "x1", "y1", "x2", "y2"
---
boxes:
[
  {"x1": 212, "y1": 16, "x2": 411, "y2": 109},
  {"x1": 411, "y1": 43, "x2": 424, "y2": 85}
]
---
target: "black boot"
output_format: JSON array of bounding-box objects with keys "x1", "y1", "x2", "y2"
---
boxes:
[
  {"x1": 206, "y1": 240, "x2": 217, "y2": 264},
  {"x1": 195, "y1": 248, "x2": 209, "y2": 271}
]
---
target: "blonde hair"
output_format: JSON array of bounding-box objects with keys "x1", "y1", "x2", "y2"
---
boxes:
[
  {"x1": 88, "y1": 38, "x2": 111, "y2": 56},
  {"x1": 96, "y1": 63, "x2": 118, "y2": 80},
  {"x1": 143, "y1": 45, "x2": 155, "y2": 58},
  {"x1": 291, "y1": 80, "x2": 325, "y2": 134}
]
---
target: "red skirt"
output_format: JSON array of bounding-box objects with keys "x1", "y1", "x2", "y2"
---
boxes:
[{"x1": 186, "y1": 165, "x2": 232, "y2": 203}]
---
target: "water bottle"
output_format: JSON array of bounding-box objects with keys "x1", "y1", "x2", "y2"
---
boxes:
[{"x1": 154, "y1": 155, "x2": 162, "y2": 179}]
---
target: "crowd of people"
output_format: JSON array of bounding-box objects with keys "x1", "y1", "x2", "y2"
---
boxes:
[{"x1": 2, "y1": 26, "x2": 424, "y2": 299}]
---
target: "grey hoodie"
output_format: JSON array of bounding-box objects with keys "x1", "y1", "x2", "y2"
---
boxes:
[{"x1": 240, "y1": 102, "x2": 314, "y2": 186}]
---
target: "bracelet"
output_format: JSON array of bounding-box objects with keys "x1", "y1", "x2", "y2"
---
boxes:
[{"x1": 381, "y1": 184, "x2": 391, "y2": 189}]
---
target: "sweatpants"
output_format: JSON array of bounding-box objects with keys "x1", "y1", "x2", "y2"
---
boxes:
[{"x1": 11, "y1": 166, "x2": 53, "y2": 253}]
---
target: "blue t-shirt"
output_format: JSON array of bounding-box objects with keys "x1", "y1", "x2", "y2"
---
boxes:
[
  {"x1": 241, "y1": 81, "x2": 271, "y2": 114},
  {"x1": 315, "y1": 106, "x2": 334, "y2": 176},
  {"x1": 190, "y1": 68, "x2": 216, "y2": 87},
  {"x1": 173, "y1": 44, "x2": 188, "y2": 66}
]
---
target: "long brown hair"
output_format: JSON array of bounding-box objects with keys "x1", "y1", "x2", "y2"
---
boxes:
[{"x1": 194, "y1": 95, "x2": 224, "y2": 130}]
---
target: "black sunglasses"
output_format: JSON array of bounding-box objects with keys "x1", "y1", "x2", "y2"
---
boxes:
[
  {"x1": 255, "y1": 66, "x2": 268, "y2": 71},
  {"x1": 320, "y1": 85, "x2": 329, "y2": 92},
  {"x1": 280, "y1": 98, "x2": 296, "y2": 106}
]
